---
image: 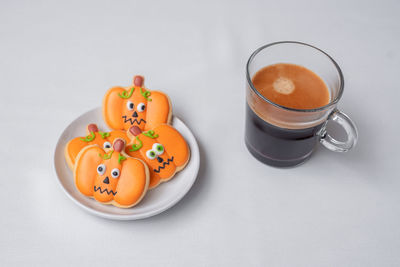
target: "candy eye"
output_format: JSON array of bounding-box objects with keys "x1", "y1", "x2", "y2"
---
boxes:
[
  {"x1": 137, "y1": 103, "x2": 146, "y2": 112},
  {"x1": 111, "y1": 168, "x2": 120, "y2": 178},
  {"x1": 97, "y1": 164, "x2": 106, "y2": 175},
  {"x1": 103, "y1": 141, "x2": 112, "y2": 149},
  {"x1": 152, "y1": 143, "x2": 164, "y2": 155},
  {"x1": 146, "y1": 150, "x2": 156, "y2": 160},
  {"x1": 126, "y1": 101, "x2": 134, "y2": 110}
]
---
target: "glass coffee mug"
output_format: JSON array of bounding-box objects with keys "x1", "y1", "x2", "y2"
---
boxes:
[{"x1": 245, "y1": 41, "x2": 358, "y2": 167}]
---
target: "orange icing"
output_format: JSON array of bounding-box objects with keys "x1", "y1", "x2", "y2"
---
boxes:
[
  {"x1": 102, "y1": 76, "x2": 171, "y2": 131},
  {"x1": 64, "y1": 124, "x2": 128, "y2": 169},
  {"x1": 74, "y1": 139, "x2": 149, "y2": 208},
  {"x1": 125, "y1": 124, "x2": 190, "y2": 189}
]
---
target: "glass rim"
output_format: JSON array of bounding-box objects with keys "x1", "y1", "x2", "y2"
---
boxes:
[{"x1": 246, "y1": 41, "x2": 344, "y2": 113}]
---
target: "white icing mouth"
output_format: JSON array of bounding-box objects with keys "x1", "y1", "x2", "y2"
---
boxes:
[{"x1": 273, "y1": 77, "x2": 295, "y2": 95}]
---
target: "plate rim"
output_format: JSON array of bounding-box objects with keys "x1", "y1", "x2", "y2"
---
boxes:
[{"x1": 53, "y1": 107, "x2": 200, "y2": 220}]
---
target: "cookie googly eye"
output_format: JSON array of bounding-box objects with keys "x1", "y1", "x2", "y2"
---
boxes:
[
  {"x1": 97, "y1": 164, "x2": 106, "y2": 175},
  {"x1": 111, "y1": 168, "x2": 120, "y2": 178},
  {"x1": 127, "y1": 101, "x2": 134, "y2": 110},
  {"x1": 152, "y1": 143, "x2": 164, "y2": 155},
  {"x1": 146, "y1": 150, "x2": 157, "y2": 160},
  {"x1": 103, "y1": 141, "x2": 112, "y2": 149},
  {"x1": 137, "y1": 103, "x2": 146, "y2": 112}
]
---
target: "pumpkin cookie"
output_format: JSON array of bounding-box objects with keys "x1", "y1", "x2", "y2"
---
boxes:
[
  {"x1": 125, "y1": 125, "x2": 190, "y2": 189},
  {"x1": 103, "y1": 75, "x2": 172, "y2": 131},
  {"x1": 64, "y1": 123, "x2": 128, "y2": 169},
  {"x1": 74, "y1": 139, "x2": 149, "y2": 208}
]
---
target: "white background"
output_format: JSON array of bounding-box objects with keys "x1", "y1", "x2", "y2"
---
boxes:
[{"x1": 1, "y1": 0, "x2": 399, "y2": 266}]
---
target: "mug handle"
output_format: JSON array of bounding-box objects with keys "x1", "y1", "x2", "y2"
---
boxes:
[{"x1": 318, "y1": 109, "x2": 358, "y2": 152}]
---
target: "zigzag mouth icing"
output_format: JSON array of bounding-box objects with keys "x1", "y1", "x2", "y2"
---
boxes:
[
  {"x1": 94, "y1": 186, "x2": 117, "y2": 196},
  {"x1": 122, "y1": 116, "x2": 146, "y2": 125},
  {"x1": 154, "y1": 156, "x2": 174, "y2": 173}
]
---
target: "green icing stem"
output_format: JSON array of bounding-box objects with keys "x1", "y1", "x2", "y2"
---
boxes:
[
  {"x1": 140, "y1": 87, "x2": 152, "y2": 101},
  {"x1": 99, "y1": 131, "x2": 110, "y2": 139},
  {"x1": 142, "y1": 130, "x2": 159, "y2": 139},
  {"x1": 118, "y1": 153, "x2": 127, "y2": 164},
  {"x1": 118, "y1": 87, "x2": 134, "y2": 99},
  {"x1": 129, "y1": 136, "x2": 143, "y2": 151},
  {"x1": 80, "y1": 132, "x2": 95, "y2": 142},
  {"x1": 99, "y1": 150, "x2": 113, "y2": 160}
]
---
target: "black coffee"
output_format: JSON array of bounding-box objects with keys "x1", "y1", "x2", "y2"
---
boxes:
[{"x1": 245, "y1": 104, "x2": 324, "y2": 167}]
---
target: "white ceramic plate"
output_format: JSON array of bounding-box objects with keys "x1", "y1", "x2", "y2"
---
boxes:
[{"x1": 54, "y1": 108, "x2": 200, "y2": 220}]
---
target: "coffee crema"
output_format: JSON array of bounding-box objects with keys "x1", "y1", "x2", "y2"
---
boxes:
[{"x1": 251, "y1": 63, "x2": 330, "y2": 109}]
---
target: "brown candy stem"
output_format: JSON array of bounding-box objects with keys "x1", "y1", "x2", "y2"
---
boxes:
[
  {"x1": 129, "y1": 126, "x2": 142, "y2": 136},
  {"x1": 133, "y1": 75, "x2": 144, "y2": 87},
  {"x1": 113, "y1": 139, "x2": 125, "y2": 152},
  {"x1": 87, "y1": 124, "x2": 99, "y2": 133}
]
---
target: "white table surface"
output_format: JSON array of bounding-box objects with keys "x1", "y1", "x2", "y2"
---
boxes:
[{"x1": 1, "y1": 0, "x2": 399, "y2": 266}]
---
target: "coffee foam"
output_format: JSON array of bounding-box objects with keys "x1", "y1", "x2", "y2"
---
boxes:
[{"x1": 273, "y1": 77, "x2": 295, "y2": 95}]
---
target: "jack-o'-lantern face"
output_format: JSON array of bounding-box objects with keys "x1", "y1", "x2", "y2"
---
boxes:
[
  {"x1": 64, "y1": 123, "x2": 128, "y2": 169},
  {"x1": 125, "y1": 124, "x2": 190, "y2": 189},
  {"x1": 103, "y1": 75, "x2": 171, "y2": 131},
  {"x1": 74, "y1": 139, "x2": 149, "y2": 208}
]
